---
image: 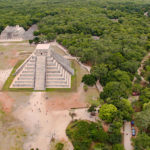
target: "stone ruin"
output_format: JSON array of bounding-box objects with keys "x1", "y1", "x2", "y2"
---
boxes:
[
  {"x1": 0, "y1": 25, "x2": 37, "y2": 41},
  {"x1": 10, "y1": 44, "x2": 74, "y2": 90}
]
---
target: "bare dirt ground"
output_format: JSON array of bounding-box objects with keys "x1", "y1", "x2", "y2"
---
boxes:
[
  {"x1": 0, "y1": 42, "x2": 30, "y2": 46},
  {"x1": 13, "y1": 92, "x2": 97, "y2": 150},
  {"x1": 46, "y1": 83, "x2": 87, "y2": 111},
  {"x1": 0, "y1": 92, "x2": 14, "y2": 112},
  {"x1": 0, "y1": 68, "x2": 12, "y2": 89},
  {"x1": 124, "y1": 122, "x2": 133, "y2": 150}
]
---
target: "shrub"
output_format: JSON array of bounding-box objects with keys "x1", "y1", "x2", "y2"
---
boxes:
[
  {"x1": 112, "y1": 144, "x2": 125, "y2": 150},
  {"x1": 55, "y1": 142, "x2": 64, "y2": 150},
  {"x1": 66, "y1": 120, "x2": 108, "y2": 150},
  {"x1": 93, "y1": 143, "x2": 109, "y2": 150},
  {"x1": 133, "y1": 133, "x2": 150, "y2": 150},
  {"x1": 108, "y1": 121, "x2": 123, "y2": 144},
  {"x1": 82, "y1": 74, "x2": 97, "y2": 86},
  {"x1": 83, "y1": 84, "x2": 88, "y2": 92},
  {"x1": 99, "y1": 104, "x2": 118, "y2": 123},
  {"x1": 88, "y1": 105, "x2": 96, "y2": 112}
]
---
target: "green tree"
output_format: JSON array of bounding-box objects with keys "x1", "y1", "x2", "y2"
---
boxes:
[
  {"x1": 100, "y1": 82, "x2": 129, "y2": 100},
  {"x1": 133, "y1": 133, "x2": 150, "y2": 150},
  {"x1": 140, "y1": 88, "x2": 150, "y2": 104},
  {"x1": 108, "y1": 99, "x2": 133, "y2": 121},
  {"x1": 91, "y1": 64, "x2": 109, "y2": 85},
  {"x1": 108, "y1": 69, "x2": 132, "y2": 88},
  {"x1": 99, "y1": 104, "x2": 118, "y2": 123},
  {"x1": 93, "y1": 143, "x2": 109, "y2": 150},
  {"x1": 66, "y1": 120, "x2": 108, "y2": 150},
  {"x1": 120, "y1": 61, "x2": 139, "y2": 74},
  {"x1": 112, "y1": 144, "x2": 125, "y2": 150},
  {"x1": 143, "y1": 102, "x2": 150, "y2": 110},
  {"x1": 132, "y1": 83, "x2": 142, "y2": 94},
  {"x1": 82, "y1": 74, "x2": 97, "y2": 86},
  {"x1": 135, "y1": 109, "x2": 150, "y2": 132}
]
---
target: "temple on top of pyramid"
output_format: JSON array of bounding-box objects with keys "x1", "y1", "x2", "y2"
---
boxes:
[{"x1": 10, "y1": 44, "x2": 74, "y2": 90}]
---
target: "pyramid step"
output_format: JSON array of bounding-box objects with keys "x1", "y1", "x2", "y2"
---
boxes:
[
  {"x1": 47, "y1": 65, "x2": 56, "y2": 67},
  {"x1": 46, "y1": 85, "x2": 69, "y2": 88},
  {"x1": 46, "y1": 78, "x2": 65, "y2": 80},
  {"x1": 27, "y1": 64, "x2": 35, "y2": 66},
  {"x1": 46, "y1": 74, "x2": 62, "y2": 77},
  {"x1": 46, "y1": 69, "x2": 59, "y2": 72},
  {"x1": 30, "y1": 60, "x2": 36, "y2": 62},
  {"x1": 47, "y1": 58, "x2": 54, "y2": 62},
  {"x1": 47, "y1": 71, "x2": 60, "y2": 73},
  {"x1": 46, "y1": 66, "x2": 58, "y2": 69},
  {"x1": 13, "y1": 84, "x2": 34, "y2": 87},
  {"x1": 20, "y1": 74, "x2": 34, "y2": 76},
  {"x1": 25, "y1": 67, "x2": 35, "y2": 70},
  {"x1": 46, "y1": 81, "x2": 67, "y2": 84},
  {"x1": 22, "y1": 71, "x2": 35, "y2": 73},
  {"x1": 18, "y1": 77, "x2": 34, "y2": 80},
  {"x1": 15, "y1": 81, "x2": 34, "y2": 83}
]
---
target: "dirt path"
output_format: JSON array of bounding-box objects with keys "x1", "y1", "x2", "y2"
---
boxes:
[
  {"x1": 136, "y1": 52, "x2": 150, "y2": 84},
  {"x1": 124, "y1": 122, "x2": 133, "y2": 150}
]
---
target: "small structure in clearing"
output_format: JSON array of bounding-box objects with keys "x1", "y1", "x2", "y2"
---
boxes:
[
  {"x1": 10, "y1": 44, "x2": 74, "y2": 90},
  {"x1": 144, "y1": 12, "x2": 148, "y2": 17},
  {"x1": 92, "y1": 36, "x2": 100, "y2": 40}
]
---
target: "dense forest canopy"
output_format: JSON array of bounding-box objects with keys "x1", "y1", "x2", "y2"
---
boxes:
[{"x1": 0, "y1": 0, "x2": 150, "y2": 101}]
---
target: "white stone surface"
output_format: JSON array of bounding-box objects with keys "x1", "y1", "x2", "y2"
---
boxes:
[{"x1": 36, "y1": 44, "x2": 50, "y2": 50}]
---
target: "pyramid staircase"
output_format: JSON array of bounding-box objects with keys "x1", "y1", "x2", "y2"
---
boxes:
[{"x1": 34, "y1": 56, "x2": 46, "y2": 90}]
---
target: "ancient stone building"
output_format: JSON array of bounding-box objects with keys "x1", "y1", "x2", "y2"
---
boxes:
[
  {"x1": 10, "y1": 44, "x2": 74, "y2": 90},
  {"x1": 0, "y1": 24, "x2": 38, "y2": 41},
  {"x1": 0, "y1": 25, "x2": 25, "y2": 41}
]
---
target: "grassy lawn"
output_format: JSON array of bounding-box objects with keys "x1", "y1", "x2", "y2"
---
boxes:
[
  {"x1": 85, "y1": 87, "x2": 100, "y2": 105},
  {"x1": 51, "y1": 45, "x2": 66, "y2": 56}
]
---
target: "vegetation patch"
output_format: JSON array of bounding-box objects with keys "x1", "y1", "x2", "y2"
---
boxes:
[
  {"x1": 66, "y1": 120, "x2": 108, "y2": 150},
  {"x1": 55, "y1": 142, "x2": 64, "y2": 150}
]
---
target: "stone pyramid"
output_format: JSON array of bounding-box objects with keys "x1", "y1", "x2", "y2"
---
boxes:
[{"x1": 10, "y1": 44, "x2": 74, "y2": 90}]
